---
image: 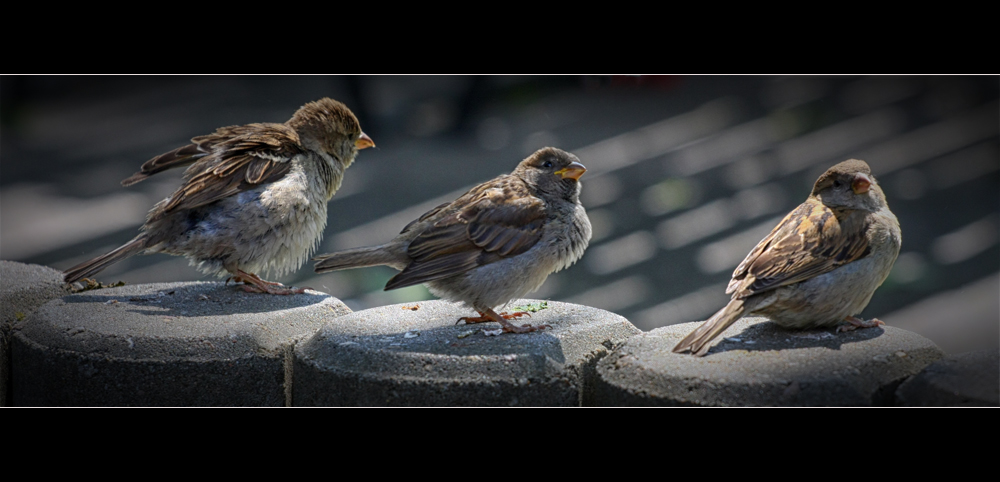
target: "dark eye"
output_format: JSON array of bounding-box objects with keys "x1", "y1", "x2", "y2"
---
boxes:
[
  {"x1": 833, "y1": 180, "x2": 844, "y2": 189},
  {"x1": 542, "y1": 160, "x2": 553, "y2": 168}
]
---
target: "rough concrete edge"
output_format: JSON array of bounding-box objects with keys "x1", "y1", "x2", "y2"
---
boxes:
[
  {"x1": 291, "y1": 334, "x2": 580, "y2": 407},
  {"x1": 589, "y1": 321, "x2": 947, "y2": 407},
  {"x1": 1, "y1": 261, "x2": 73, "y2": 407},
  {"x1": 10, "y1": 278, "x2": 353, "y2": 407},
  {"x1": 292, "y1": 352, "x2": 580, "y2": 406},
  {"x1": 291, "y1": 300, "x2": 641, "y2": 406},
  {"x1": 580, "y1": 337, "x2": 637, "y2": 407},
  {"x1": 10, "y1": 327, "x2": 287, "y2": 406},
  {"x1": 894, "y1": 349, "x2": 1000, "y2": 407}
]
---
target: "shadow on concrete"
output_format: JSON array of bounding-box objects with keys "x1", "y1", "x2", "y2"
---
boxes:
[
  {"x1": 61, "y1": 282, "x2": 330, "y2": 316},
  {"x1": 701, "y1": 321, "x2": 885, "y2": 356}
]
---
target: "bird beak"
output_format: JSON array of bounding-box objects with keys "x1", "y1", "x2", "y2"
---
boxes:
[
  {"x1": 852, "y1": 173, "x2": 871, "y2": 194},
  {"x1": 555, "y1": 161, "x2": 587, "y2": 180},
  {"x1": 356, "y1": 132, "x2": 375, "y2": 150}
]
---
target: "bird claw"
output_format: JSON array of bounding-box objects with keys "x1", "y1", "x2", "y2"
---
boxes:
[
  {"x1": 457, "y1": 312, "x2": 491, "y2": 325},
  {"x1": 458, "y1": 310, "x2": 531, "y2": 325},
  {"x1": 500, "y1": 311, "x2": 530, "y2": 319},
  {"x1": 458, "y1": 309, "x2": 549, "y2": 334},
  {"x1": 235, "y1": 270, "x2": 305, "y2": 295},
  {"x1": 837, "y1": 316, "x2": 885, "y2": 332}
]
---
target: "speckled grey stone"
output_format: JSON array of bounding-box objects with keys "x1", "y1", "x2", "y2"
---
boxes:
[
  {"x1": 1, "y1": 261, "x2": 73, "y2": 406},
  {"x1": 592, "y1": 316, "x2": 946, "y2": 406},
  {"x1": 12, "y1": 281, "x2": 350, "y2": 406},
  {"x1": 895, "y1": 350, "x2": 999, "y2": 406},
  {"x1": 293, "y1": 299, "x2": 640, "y2": 406}
]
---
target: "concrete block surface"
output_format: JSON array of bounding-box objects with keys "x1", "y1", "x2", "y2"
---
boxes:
[
  {"x1": 895, "y1": 349, "x2": 999, "y2": 406},
  {"x1": 1, "y1": 261, "x2": 73, "y2": 406},
  {"x1": 294, "y1": 299, "x2": 641, "y2": 406},
  {"x1": 592, "y1": 316, "x2": 946, "y2": 406},
  {"x1": 1, "y1": 261, "x2": 71, "y2": 324},
  {"x1": 12, "y1": 281, "x2": 350, "y2": 406}
]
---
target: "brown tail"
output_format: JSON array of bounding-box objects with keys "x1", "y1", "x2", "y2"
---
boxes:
[
  {"x1": 313, "y1": 245, "x2": 397, "y2": 273},
  {"x1": 673, "y1": 298, "x2": 753, "y2": 356},
  {"x1": 64, "y1": 235, "x2": 147, "y2": 283}
]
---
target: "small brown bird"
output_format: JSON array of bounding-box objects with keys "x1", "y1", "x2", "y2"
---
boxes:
[
  {"x1": 64, "y1": 98, "x2": 374, "y2": 294},
  {"x1": 673, "y1": 159, "x2": 901, "y2": 356},
  {"x1": 314, "y1": 147, "x2": 592, "y2": 333}
]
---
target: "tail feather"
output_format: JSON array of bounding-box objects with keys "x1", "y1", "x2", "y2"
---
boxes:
[
  {"x1": 313, "y1": 246, "x2": 397, "y2": 273},
  {"x1": 673, "y1": 298, "x2": 749, "y2": 356},
  {"x1": 64, "y1": 235, "x2": 147, "y2": 283}
]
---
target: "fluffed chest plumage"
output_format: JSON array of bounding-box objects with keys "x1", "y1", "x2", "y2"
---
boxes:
[{"x1": 160, "y1": 155, "x2": 335, "y2": 278}]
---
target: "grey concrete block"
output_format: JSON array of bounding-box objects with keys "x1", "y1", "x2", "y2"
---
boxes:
[
  {"x1": 1, "y1": 261, "x2": 73, "y2": 406},
  {"x1": 895, "y1": 350, "x2": 999, "y2": 406},
  {"x1": 592, "y1": 316, "x2": 946, "y2": 406},
  {"x1": 12, "y1": 281, "x2": 350, "y2": 406},
  {"x1": 293, "y1": 299, "x2": 641, "y2": 406}
]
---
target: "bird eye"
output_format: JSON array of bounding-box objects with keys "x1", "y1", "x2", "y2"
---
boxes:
[
  {"x1": 833, "y1": 180, "x2": 843, "y2": 189},
  {"x1": 542, "y1": 160, "x2": 553, "y2": 168}
]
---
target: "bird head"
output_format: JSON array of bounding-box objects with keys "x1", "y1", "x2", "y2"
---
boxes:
[
  {"x1": 811, "y1": 159, "x2": 887, "y2": 212},
  {"x1": 517, "y1": 147, "x2": 587, "y2": 200},
  {"x1": 288, "y1": 98, "x2": 374, "y2": 167}
]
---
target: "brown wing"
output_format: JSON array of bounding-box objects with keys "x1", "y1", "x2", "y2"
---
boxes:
[
  {"x1": 384, "y1": 177, "x2": 547, "y2": 290},
  {"x1": 146, "y1": 124, "x2": 303, "y2": 220},
  {"x1": 727, "y1": 199, "x2": 871, "y2": 299},
  {"x1": 122, "y1": 125, "x2": 256, "y2": 186},
  {"x1": 398, "y1": 201, "x2": 452, "y2": 235}
]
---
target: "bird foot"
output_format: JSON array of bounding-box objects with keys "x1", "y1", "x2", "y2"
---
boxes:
[
  {"x1": 235, "y1": 270, "x2": 306, "y2": 295},
  {"x1": 837, "y1": 316, "x2": 885, "y2": 333},
  {"x1": 457, "y1": 311, "x2": 490, "y2": 324},
  {"x1": 457, "y1": 311, "x2": 530, "y2": 324},
  {"x1": 501, "y1": 311, "x2": 530, "y2": 319},
  {"x1": 459, "y1": 308, "x2": 549, "y2": 334}
]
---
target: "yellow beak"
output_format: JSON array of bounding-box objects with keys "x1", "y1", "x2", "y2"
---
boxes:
[
  {"x1": 852, "y1": 173, "x2": 871, "y2": 194},
  {"x1": 356, "y1": 132, "x2": 375, "y2": 150},
  {"x1": 555, "y1": 161, "x2": 587, "y2": 180}
]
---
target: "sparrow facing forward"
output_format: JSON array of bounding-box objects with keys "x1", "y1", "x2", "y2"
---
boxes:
[
  {"x1": 673, "y1": 159, "x2": 902, "y2": 356},
  {"x1": 314, "y1": 147, "x2": 592, "y2": 333},
  {"x1": 64, "y1": 98, "x2": 374, "y2": 294}
]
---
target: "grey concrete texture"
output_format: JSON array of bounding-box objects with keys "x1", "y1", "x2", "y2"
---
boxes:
[
  {"x1": 12, "y1": 281, "x2": 351, "y2": 406},
  {"x1": 592, "y1": 316, "x2": 946, "y2": 406},
  {"x1": 1, "y1": 261, "x2": 72, "y2": 406},
  {"x1": 895, "y1": 349, "x2": 999, "y2": 406},
  {"x1": 293, "y1": 299, "x2": 641, "y2": 406}
]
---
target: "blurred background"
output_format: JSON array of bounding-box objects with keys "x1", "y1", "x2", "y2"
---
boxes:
[{"x1": 2, "y1": 75, "x2": 996, "y2": 354}]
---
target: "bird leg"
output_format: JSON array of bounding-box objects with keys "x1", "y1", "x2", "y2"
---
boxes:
[
  {"x1": 836, "y1": 316, "x2": 885, "y2": 333},
  {"x1": 458, "y1": 310, "x2": 530, "y2": 324},
  {"x1": 235, "y1": 270, "x2": 306, "y2": 295},
  {"x1": 459, "y1": 308, "x2": 549, "y2": 334}
]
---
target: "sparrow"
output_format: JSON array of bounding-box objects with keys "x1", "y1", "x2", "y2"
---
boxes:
[
  {"x1": 63, "y1": 98, "x2": 375, "y2": 294},
  {"x1": 673, "y1": 159, "x2": 902, "y2": 356},
  {"x1": 314, "y1": 147, "x2": 592, "y2": 333}
]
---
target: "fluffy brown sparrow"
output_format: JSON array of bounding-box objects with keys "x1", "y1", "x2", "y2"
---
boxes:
[
  {"x1": 314, "y1": 147, "x2": 592, "y2": 333},
  {"x1": 64, "y1": 98, "x2": 374, "y2": 294},
  {"x1": 673, "y1": 159, "x2": 902, "y2": 356}
]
